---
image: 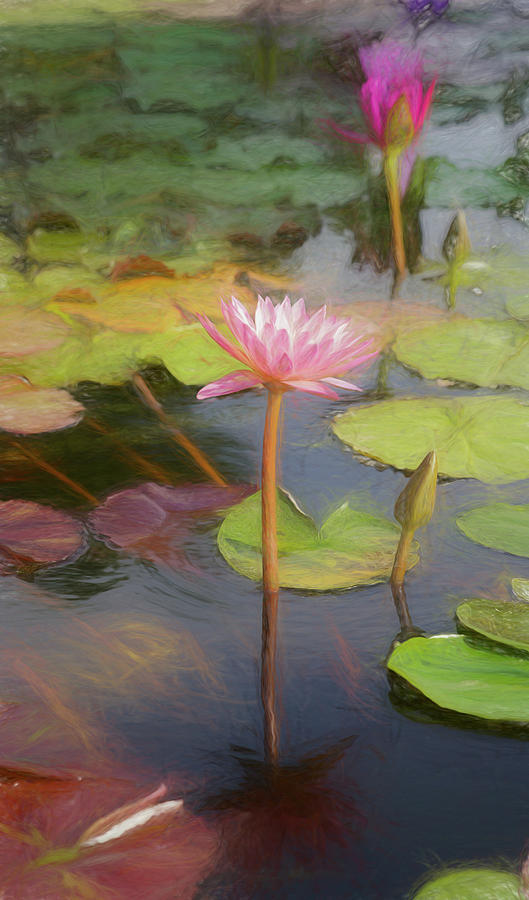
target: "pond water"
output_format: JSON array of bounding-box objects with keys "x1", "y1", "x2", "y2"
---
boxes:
[{"x1": 1, "y1": 1, "x2": 529, "y2": 898}]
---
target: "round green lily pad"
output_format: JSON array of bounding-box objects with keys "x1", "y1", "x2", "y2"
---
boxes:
[
  {"x1": 217, "y1": 490, "x2": 418, "y2": 591},
  {"x1": 142, "y1": 324, "x2": 249, "y2": 386},
  {"x1": 393, "y1": 318, "x2": 529, "y2": 390},
  {"x1": 456, "y1": 598, "x2": 529, "y2": 652},
  {"x1": 332, "y1": 396, "x2": 529, "y2": 483},
  {"x1": 412, "y1": 868, "x2": 520, "y2": 899},
  {"x1": 457, "y1": 503, "x2": 529, "y2": 557},
  {"x1": 387, "y1": 634, "x2": 529, "y2": 722}
]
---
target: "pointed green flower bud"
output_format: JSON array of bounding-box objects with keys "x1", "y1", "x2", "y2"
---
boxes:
[
  {"x1": 384, "y1": 94, "x2": 415, "y2": 153},
  {"x1": 394, "y1": 450, "x2": 438, "y2": 533},
  {"x1": 442, "y1": 209, "x2": 471, "y2": 266}
]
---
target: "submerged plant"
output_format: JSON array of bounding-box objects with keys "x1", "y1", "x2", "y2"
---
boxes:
[{"x1": 324, "y1": 42, "x2": 436, "y2": 277}]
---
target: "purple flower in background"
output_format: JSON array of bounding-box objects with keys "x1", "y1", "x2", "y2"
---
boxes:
[{"x1": 401, "y1": 0, "x2": 449, "y2": 16}]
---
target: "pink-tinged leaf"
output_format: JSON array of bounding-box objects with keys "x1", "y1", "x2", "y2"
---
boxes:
[
  {"x1": 89, "y1": 482, "x2": 254, "y2": 571},
  {"x1": 0, "y1": 310, "x2": 69, "y2": 358},
  {"x1": 0, "y1": 375, "x2": 84, "y2": 435},
  {"x1": 0, "y1": 500, "x2": 85, "y2": 574}
]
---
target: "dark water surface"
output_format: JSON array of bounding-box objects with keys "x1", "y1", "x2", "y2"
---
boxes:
[{"x1": 1, "y1": 2, "x2": 529, "y2": 898}]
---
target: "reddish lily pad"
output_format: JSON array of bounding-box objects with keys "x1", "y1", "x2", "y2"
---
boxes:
[
  {"x1": 0, "y1": 500, "x2": 85, "y2": 575},
  {"x1": 0, "y1": 308, "x2": 69, "y2": 357},
  {"x1": 0, "y1": 375, "x2": 84, "y2": 434},
  {"x1": 0, "y1": 773, "x2": 216, "y2": 900},
  {"x1": 111, "y1": 255, "x2": 175, "y2": 281},
  {"x1": 89, "y1": 482, "x2": 253, "y2": 570}
]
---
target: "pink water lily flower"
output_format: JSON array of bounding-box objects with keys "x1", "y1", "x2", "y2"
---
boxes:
[
  {"x1": 197, "y1": 296, "x2": 378, "y2": 400},
  {"x1": 325, "y1": 41, "x2": 436, "y2": 155}
]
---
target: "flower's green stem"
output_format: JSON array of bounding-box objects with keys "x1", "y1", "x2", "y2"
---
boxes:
[{"x1": 384, "y1": 151, "x2": 406, "y2": 278}]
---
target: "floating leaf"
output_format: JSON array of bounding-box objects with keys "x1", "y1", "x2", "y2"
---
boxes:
[
  {"x1": 89, "y1": 482, "x2": 253, "y2": 571},
  {"x1": 0, "y1": 773, "x2": 216, "y2": 900},
  {"x1": 143, "y1": 324, "x2": 250, "y2": 386},
  {"x1": 0, "y1": 332, "x2": 144, "y2": 389},
  {"x1": 412, "y1": 868, "x2": 520, "y2": 899},
  {"x1": 393, "y1": 318, "x2": 529, "y2": 389},
  {"x1": 387, "y1": 634, "x2": 529, "y2": 722},
  {"x1": 0, "y1": 309, "x2": 69, "y2": 358},
  {"x1": 51, "y1": 276, "x2": 185, "y2": 334},
  {"x1": 456, "y1": 598, "x2": 529, "y2": 653},
  {"x1": 332, "y1": 396, "x2": 529, "y2": 483},
  {"x1": 26, "y1": 229, "x2": 105, "y2": 266},
  {"x1": 0, "y1": 375, "x2": 84, "y2": 434},
  {"x1": 111, "y1": 255, "x2": 175, "y2": 281},
  {"x1": 0, "y1": 499, "x2": 85, "y2": 575},
  {"x1": 342, "y1": 300, "x2": 448, "y2": 351},
  {"x1": 217, "y1": 490, "x2": 419, "y2": 590},
  {"x1": 166, "y1": 263, "x2": 256, "y2": 321},
  {"x1": 457, "y1": 502, "x2": 529, "y2": 557}
]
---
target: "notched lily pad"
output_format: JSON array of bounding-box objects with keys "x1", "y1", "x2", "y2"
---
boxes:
[
  {"x1": 333, "y1": 396, "x2": 529, "y2": 483},
  {"x1": 143, "y1": 324, "x2": 250, "y2": 386},
  {"x1": 457, "y1": 503, "x2": 529, "y2": 557},
  {"x1": 217, "y1": 490, "x2": 419, "y2": 591},
  {"x1": 89, "y1": 481, "x2": 253, "y2": 571},
  {"x1": 456, "y1": 598, "x2": 529, "y2": 653},
  {"x1": 412, "y1": 867, "x2": 520, "y2": 899},
  {"x1": 0, "y1": 375, "x2": 84, "y2": 434},
  {"x1": 393, "y1": 318, "x2": 529, "y2": 390},
  {"x1": 387, "y1": 634, "x2": 529, "y2": 722},
  {"x1": 0, "y1": 500, "x2": 85, "y2": 575}
]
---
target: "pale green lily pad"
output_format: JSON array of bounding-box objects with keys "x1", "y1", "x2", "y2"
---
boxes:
[
  {"x1": 456, "y1": 598, "x2": 529, "y2": 652},
  {"x1": 393, "y1": 318, "x2": 529, "y2": 389},
  {"x1": 142, "y1": 324, "x2": 249, "y2": 386},
  {"x1": 32, "y1": 265, "x2": 105, "y2": 301},
  {"x1": 217, "y1": 490, "x2": 419, "y2": 591},
  {"x1": 332, "y1": 396, "x2": 529, "y2": 484},
  {"x1": 387, "y1": 634, "x2": 529, "y2": 722},
  {"x1": 412, "y1": 868, "x2": 520, "y2": 899},
  {"x1": 0, "y1": 331, "x2": 144, "y2": 388},
  {"x1": 457, "y1": 503, "x2": 529, "y2": 557},
  {"x1": 27, "y1": 230, "x2": 106, "y2": 267}
]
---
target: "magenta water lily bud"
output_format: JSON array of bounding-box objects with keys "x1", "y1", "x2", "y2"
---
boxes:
[
  {"x1": 197, "y1": 296, "x2": 378, "y2": 400},
  {"x1": 324, "y1": 41, "x2": 436, "y2": 277},
  {"x1": 326, "y1": 41, "x2": 436, "y2": 158}
]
